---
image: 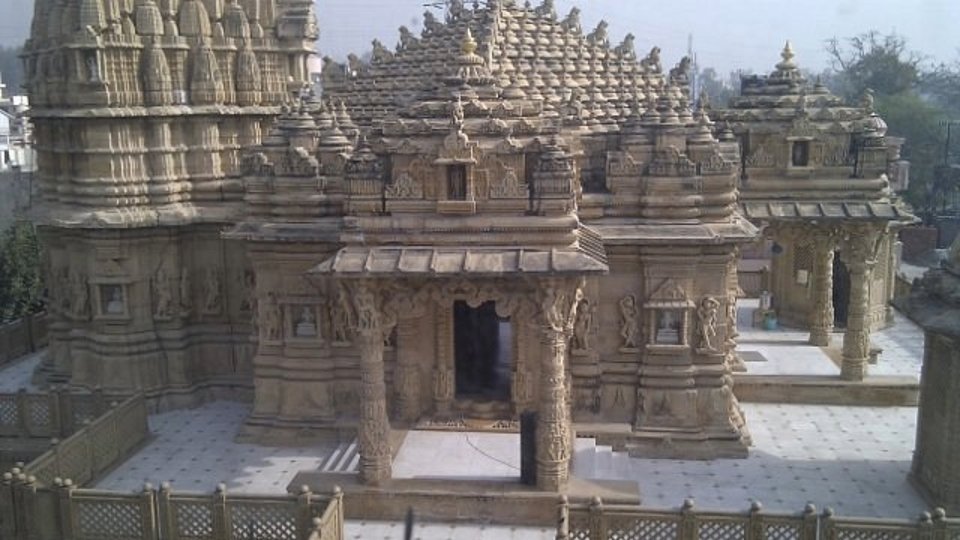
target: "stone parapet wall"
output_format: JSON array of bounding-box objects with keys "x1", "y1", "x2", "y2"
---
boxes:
[
  {"x1": 559, "y1": 498, "x2": 960, "y2": 540},
  {"x1": 0, "y1": 477, "x2": 343, "y2": 540},
  {"x1": 0, "y1": 312, "x2": 47, "y2": 369}
]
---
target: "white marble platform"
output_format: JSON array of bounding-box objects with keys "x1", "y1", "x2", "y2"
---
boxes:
[{"x1": 0, "y1": 350, "x2": 43, "y2": 393}]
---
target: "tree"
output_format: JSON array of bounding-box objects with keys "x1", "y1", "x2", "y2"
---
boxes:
[
  {"x1": 0, "y1": 222, "x2": 44, "y2": 322},
  {"x1": 826, "y1": 31, "x2": 924, "y2": 100},
  {"x1": 825, "y1": 32, "x2": 948, "y2": 213}
]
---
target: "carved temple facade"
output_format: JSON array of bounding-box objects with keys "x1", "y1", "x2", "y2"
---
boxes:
[
  {"x1": 713, "y1": 44, "x2": 915, "y2": 380},
  {"x1": 23, "y1": 0, "x2": 913, "y2": 491}
]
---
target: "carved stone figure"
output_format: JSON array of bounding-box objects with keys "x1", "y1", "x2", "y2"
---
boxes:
[
  {"x1": 239, "y1": 270, "x2": 255, "y2": 312},
  {"x1": 154, "y1": 267, "x2": 173, "y2": 319},
  {"x1": 641, "y1": 46, "x2": 662, "y2": 73},
  {"x1": 619, "y1": 295, "x2": 640, "y2": 350},
  {"x1": 69, "y1": 272, "x2": 90, "y2": 319},
  {"x1": 585, "y1": 20, "x2": 608, "y2": 46},
  {"x1": 615, "y1": 33, "x2": 635, "y2": 57},
  {"x1": 561, "y1": 7, "x2": 581, "y2": 33},
  {"x1": 572, "y1": 298, "x2": 593, "y2": 351},
  {"x1": 295, "y1": 306, "x2": 317, "y2": 337},
  {"x1": 330, "y1": 290, "x2": 353, "y2": 344},
  {"x1": 179, "y1": 269, "x2": 192, "y2": 315},
  {"x1": 371, "y1": 39, "x2": 393, "y2": 63},
  {"x1": 203, "y1": 268, "x2": 221, "y2": 314},
  {"x1": 261, "y1": 293, "x2": 282, "y2": 341},
  {"x1": 697, "y1": 296, "x2": 720, "y2": 352},
  {"x1": 105, "y1": 286, "x2": 125, "y2": 315},
  {"x1": 398, "y1": 26, "x2": 416, "y2": 50}
]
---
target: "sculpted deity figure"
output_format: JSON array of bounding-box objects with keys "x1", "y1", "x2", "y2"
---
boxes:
[
  {"x1": 697, "y1": 296, "x2": 720, "y2": 352},
  {"x1": 347, "y1": 53, "x2": 364, "y2": 75},
  {"x1": 619, "y1": 295, "x2": 640, "y2": 349},
  {"x1": 203, "y1": 269, "x2": 221, "y2": 313},
  {"x1": 154, "y1": 267, "x2": 173, "y2": 319},
  {"x1": 422, "y1": 11, "x2": 441, "y2": 35},
  {"x1": 451, "y1": 96, "x2": 465, "y2": 129},
  {"x1": 239, "y1": 271, "x2": 255, "y2": 312},
  {"x1": 179, "y1": 269, "x2": 192, "y2": 314},
  {"x1": 295, "y1": 306, "x2": 317, "y2": 337},
  {"x1": 534, "y1": 0, "x2": 556, "y2": 19},
  {"x1": 669, "y1": 56, "x2": 692, "y2": 84},
  {"x1": 105, "y1": 286, "x2": 125, "y2": 315},
  {"x1": 572, "y1": 298, "x2": 593, "y2": 351},
  {"x1": 331, "y1": 290, "x2": 353, "y2": 343},
  {"x1": 261, "y1": 293, "x2": 282, "y2": 341},
  {"x1": 615, "y1": 33, "x2": 636, "y2": 57}
]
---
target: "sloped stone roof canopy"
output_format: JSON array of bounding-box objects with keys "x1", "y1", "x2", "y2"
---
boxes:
[
  {"x1": 311, "y1": 245, "x2": 608, "y2": 278},
  {"x1": 741, "y1": 201, "x2": 912, "y2": 221}
]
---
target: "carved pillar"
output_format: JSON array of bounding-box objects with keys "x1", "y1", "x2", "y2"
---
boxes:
[
  {"x1": 808, "y1": 233, "x2": 837, "y2": 347},
  {"x1": 394, "y1": 317, "x2": 421, "y2": 424},
  {"x1": 536, "y1": 278, "x2": 582, "y2": 492},
  {"x1": 347, "y1": 281, "x2": 392, "y2": 485},
  {"x1": 839, "y1": 227, "x2": 880, "y2": 381},
  {"x1": 433, "y1": 303, "x2": 455, "y2": 416}
]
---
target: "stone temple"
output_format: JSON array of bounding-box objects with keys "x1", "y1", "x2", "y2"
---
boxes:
[{"x1": 21, "y1": 0, "x2": 910, "y2": 491}]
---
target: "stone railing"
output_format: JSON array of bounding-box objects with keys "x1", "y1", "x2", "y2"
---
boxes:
[
  {"x1": 558, "y1": 498, "x2": 960, "y2": 540},
  {"x1": 0, "y1": 479, "x2": 343, "y2": 540},
  {"x1": 0, "y1": 312, "x2": 47, "y2": 367},
  {"x1": 19, "y1": 393, "x2": 149, "y2": 487},
  {"x1": 0, "y1": 388, "x2": 113, "y2": 439}
]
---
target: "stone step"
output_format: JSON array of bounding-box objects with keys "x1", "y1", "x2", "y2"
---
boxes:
[{"x1": 320, "y1": 439, "x2": 359, "y2": 473}]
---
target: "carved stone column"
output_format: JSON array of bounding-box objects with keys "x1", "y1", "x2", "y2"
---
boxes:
[
  {"x1": 394, "y1": 317, "x2": 421, "y2": 424},
  {"x1": 347, "y1": 281, "x2": 392, "y2": 485},
  {"x1": 839, "y1": 227, "x2": 881, "y2": 381},
  {"x1": 808, "y1": 232, "x2": 838, "y2": 347},
  {"x1": 536, "y1": 278, "x2": 582, "y2": 492}
]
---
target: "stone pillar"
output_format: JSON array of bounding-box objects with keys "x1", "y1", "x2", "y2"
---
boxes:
[
  {"x1": 394, "y1": 317, "x2": 421, "y2": 424},
  {"x1": 840, "y1": 228, "x2": 880, "y2": 381},
  {"x1": 808, "y1": 239, "x2": 836, "y2": 347},
  {"x1": 348, "y1": 281, "x2": 392, "y2": 485},
  {"x1": 536, "y1": 278, "x2": 582, "y2": 492}
]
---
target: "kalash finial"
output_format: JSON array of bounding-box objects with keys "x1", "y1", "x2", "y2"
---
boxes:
[
  {"x1": 461, "y1": 27, "x2": 478, "y2": 56},
  {"x1": 777, "y1": 41, "x2": 797, "y2": 71}
]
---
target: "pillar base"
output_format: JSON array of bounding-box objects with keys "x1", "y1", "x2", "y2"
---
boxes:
[
  {"x1": 840, "y1": 357, "x2": 868, "y2": 381},
  {"x1": 809, "y1": 330, "x2": 832, "y2": 347}
]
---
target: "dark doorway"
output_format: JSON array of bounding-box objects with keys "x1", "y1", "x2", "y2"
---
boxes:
[
  {"x1": 453, "y1": 300, "x2": 512, "y2": 401},
  {"x1": 833, "y1": 253, "x2": 851, "y2": 328}
]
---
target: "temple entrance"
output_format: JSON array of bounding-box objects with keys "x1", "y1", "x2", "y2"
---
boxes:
[
  {"x1": 833, "y1": 253, "x2": 851, "y2": 328},
  {"x1": 453, "y1": 300, "x2": 512, "y2": 402}
]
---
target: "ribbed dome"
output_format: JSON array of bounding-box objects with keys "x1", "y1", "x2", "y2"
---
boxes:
[
  {"x1": 141, "y1": 39, "x2": 174, "y2": 105},
  {"x1": 134, "y1": 0, "x2": 164, "y2": 36},
  {"x1": 189, "y1": 39, "x2": 224, "y2": 104}
]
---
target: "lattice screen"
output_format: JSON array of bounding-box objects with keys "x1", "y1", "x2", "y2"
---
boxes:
[
  {"x1": 229, "y1": 503, "x2": 297, "y2": 540},
  {"x1": 75, "y1": 499, "x2": 143, "y2": 540},
  {"x1": 763, "y1": 522, "x2": 802, "y2": 540},
  {"x1": 699, "y1": 519, "x2": 747, "y2": 540},
  {"x1": 173, "y1": 501, "x2": 215, "y2": 540},
  {"x1": 834, "y1": 528, "x2": 915, "y2": 540}
]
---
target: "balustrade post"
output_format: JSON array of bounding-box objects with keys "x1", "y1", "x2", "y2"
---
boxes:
[
  {"x1": 555, "y1": 496, "x2": 569, "y2": 540},
  {"x1": 295, "y1": 485, "x2": 314, "y2": 540},
  {"x1": 746, "y1": 501, "x2": 763, "y2": 540},
  {"x1": 56, "y1": 478, "x2": 75, "y2": 540},
  {"x1": 48, "y1": 389, "x2": 62, "y2": 438},
  {"x1": 931, "y1": 508, "x2": 948, "y2": 540},
  {"x1": 680, "y1": 499, "x2": 697, "y2": 540},
  {"x1": 139, "y1": 483, "x2": 158, "y2": 540},
  {"x1": 212, "y1": 483, "x2": 228, "y2": 540},
  {"x1": 332, "y1": 485, "x2": 344, "y2": 534},
  {"x1": 16, "y1": 389, "x2": 28, "y2": 436},
  {"x1": 588, "y1": 497, "x2": 605, "y2": 540},
  {"x1": 819, "y1": 508, "x2": 836, "y2": 540},
  {"x1": 0, "y1": 472, "x2": 15, "y2": 540},
  {"x1": 799, "y1": 504, "x2": 817, "y2": 540},
  {"x1": 157, "y1": 482, "x2": 173, "y2": 540}
]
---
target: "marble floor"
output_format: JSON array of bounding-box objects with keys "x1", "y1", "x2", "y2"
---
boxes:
[{"x1": 0, "y1": 300, "x2": 933, "y2": 538}]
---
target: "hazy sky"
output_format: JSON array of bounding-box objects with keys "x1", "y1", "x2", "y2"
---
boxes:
[{"x1": 2, "y1": 0, "x2": 958, "y2": 75}]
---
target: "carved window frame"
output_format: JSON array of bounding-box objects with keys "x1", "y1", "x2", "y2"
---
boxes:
[
  {"x1": 644, "y1": 300, "x2": 694, "y2": 353},
  {"x1": 91, "y1": 278, "x2": 132, "y2": 322}
]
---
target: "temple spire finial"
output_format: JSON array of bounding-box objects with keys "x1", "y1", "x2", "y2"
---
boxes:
[{"x1": 461, "y1": 27, "x2": 477, "y2": 56}]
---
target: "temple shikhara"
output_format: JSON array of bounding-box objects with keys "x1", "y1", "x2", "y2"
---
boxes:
[{"x1": 20, "y1": 0, "x2": 912, "y2": 491}]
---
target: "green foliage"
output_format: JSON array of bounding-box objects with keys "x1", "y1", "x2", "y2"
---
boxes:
[
  {"x1": 826, "y1": 31, "x2": 923, "y2": 100},
  {"x1": 0, "y1": 222, "x2": 44, "y2": 323},
  {"x1": 0, "y1": 45, "x2": 24, "y2": 95},
  {"x1": 876, "y1": 93, "x2": 946, "y2": 213}
]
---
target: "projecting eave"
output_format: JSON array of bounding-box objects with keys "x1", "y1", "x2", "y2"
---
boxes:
[
  {"x1": 587, "y1": 217, "x2": 758, "y2": 246},
  {"x1": 310, "y1": 245, "x2": 609, "y2": 278},
  {"x1": 741, "y1": 201, "x2": 918, "y2": 224}
]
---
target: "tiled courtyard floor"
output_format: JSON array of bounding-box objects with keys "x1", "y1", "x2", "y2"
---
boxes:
[{"x1": 1, "y1": 302, "x2": 934, "y2": 537}]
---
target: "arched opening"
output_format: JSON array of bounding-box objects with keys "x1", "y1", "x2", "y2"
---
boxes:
[{"x1": 453, "y1": 300, "x2": 512, "y2": 403}]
